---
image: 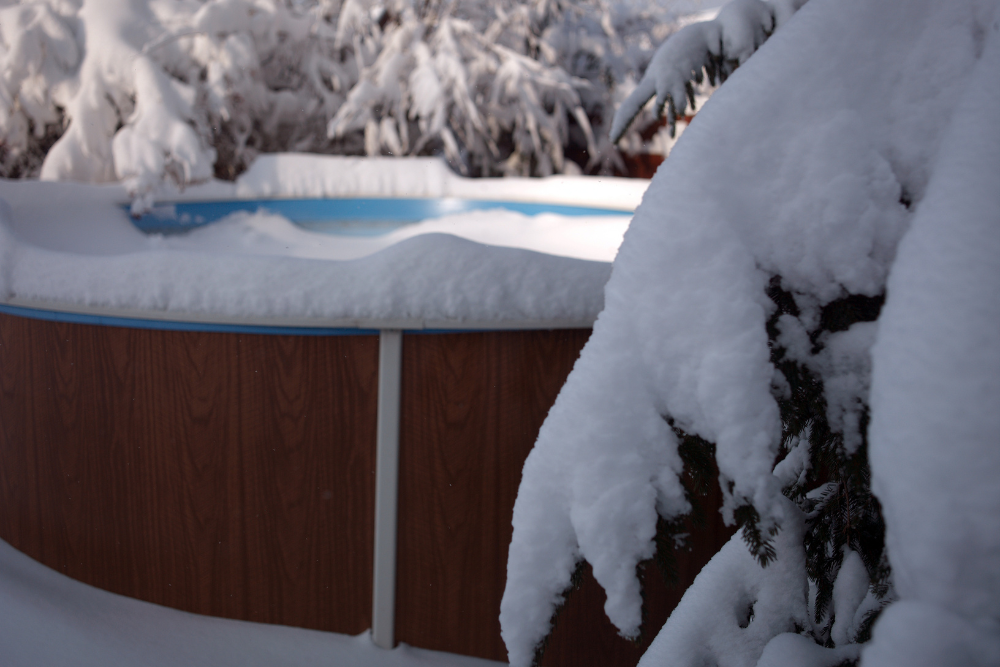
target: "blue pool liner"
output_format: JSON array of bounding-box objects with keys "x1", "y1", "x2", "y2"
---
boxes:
[{"x1": 128, "y1": 197, "x2": 632, "y2": 235}]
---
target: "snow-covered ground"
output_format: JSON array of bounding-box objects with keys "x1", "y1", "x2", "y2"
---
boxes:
[
  {"x1": 0, "y1": 537, "x2": 504, "y2": 667},
  {"x1": 0, "y1": 155, "x2": 645, "y2": 328}
]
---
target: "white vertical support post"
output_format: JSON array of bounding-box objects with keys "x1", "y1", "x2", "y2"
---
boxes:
[{"x1": 372, "y1": 329, "x2": 402, "y2": 649}]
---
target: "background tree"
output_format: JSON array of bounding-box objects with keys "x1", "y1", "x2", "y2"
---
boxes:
[{"x1": 0, "y1": 0, "x2": 703, "y2": 195}]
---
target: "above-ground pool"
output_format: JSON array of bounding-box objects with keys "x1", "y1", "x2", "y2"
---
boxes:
[{"x1": 0, "y1": 156, "x2": 733, "y2": 666}]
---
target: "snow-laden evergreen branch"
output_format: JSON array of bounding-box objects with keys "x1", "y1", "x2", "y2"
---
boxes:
[{"x1": 609, "y1": 0, "x2": 807, "y2": 143}]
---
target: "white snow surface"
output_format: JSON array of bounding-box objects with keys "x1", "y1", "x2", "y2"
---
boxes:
[
  {"x1": 864, "y1": 13, "x2": 1000, "y2": 667},
  {"x1": 830, "y1": 548, "x2": 870, "y2": 647},
  {"x1": 0, "y1": 537, "x2": 504, "y2": 667},
  {"x1": 755, "y1": 633, "x2": 860, "y2": 667},
  {"x1": 185, "y1": 154, "x2": 648, "y2": 211},
  {"x1": 501, "y1": 0, "x2": 999, "y2": 666},
  {"x1": 0, "y1": 156, "x2": 644, "y2": 327}
]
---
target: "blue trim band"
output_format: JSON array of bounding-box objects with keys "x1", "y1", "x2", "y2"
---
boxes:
[
  {"x1": 0, "y1": 304, "x2": 581, "y2": 335},
  {"x1": 0, "y1": 303, "x2": 379, "y2": 336},
  {"x1": 128, "y1": 196, "x2": 632, "y2": 234}
]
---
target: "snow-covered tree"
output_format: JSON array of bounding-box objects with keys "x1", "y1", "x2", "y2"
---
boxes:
[
  {"x1": 500, "y1": 1, "x2": 1000, "y2": 666},
  {"x1": 0, "y1": 0, "x2": 700, "y2": 194}
]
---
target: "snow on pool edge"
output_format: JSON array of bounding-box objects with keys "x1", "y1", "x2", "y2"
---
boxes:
[{"x1": 0, "y1": 157, "x2": 645, "y2": 327}]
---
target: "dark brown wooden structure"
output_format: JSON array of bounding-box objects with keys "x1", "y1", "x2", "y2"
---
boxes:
[
  {"x1": 0, "y1": 313, "x2": 379, "y2": 633},
  {"x1": 0, "y1": 309, "x2": 731, "y2": 665}
]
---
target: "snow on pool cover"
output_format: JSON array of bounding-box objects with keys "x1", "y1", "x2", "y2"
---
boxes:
[
  {"x1": 129, "y1": 197, "x2": 634, "y2": 236},
  {"x1": 0, "y1": 156, "x2": 648, "y2": 328}
]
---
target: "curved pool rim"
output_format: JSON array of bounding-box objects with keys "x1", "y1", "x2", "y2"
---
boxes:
[
  {"x1": 0, "y1": 299, "x2": 595, "y2": 335},
  {"x1": 130, "y1": 196, "x2": 634, "y2": 235}
]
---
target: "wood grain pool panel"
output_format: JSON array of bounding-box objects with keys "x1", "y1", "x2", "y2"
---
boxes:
[
  {"x1": 394, "y1": 328, "x2": 735, "y2": 665},
  {"x1": 395, "y1": 329, "x2": 589, "y2": 661},
  {"x1": 0, "y1": 312, "x2": 378, "y2": 635}
]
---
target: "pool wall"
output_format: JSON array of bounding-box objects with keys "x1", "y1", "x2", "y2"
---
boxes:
[
  {"x1": 0, "y1": 311, "x2": 380, "y2": 633},
  {"x1": 0, "y1": 309, "x2": 733, "y2": 666}
]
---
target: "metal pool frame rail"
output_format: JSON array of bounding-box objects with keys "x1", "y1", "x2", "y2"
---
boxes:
[{"x1": 373, "y1": 329, "x2": 401, "y2": 649}]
